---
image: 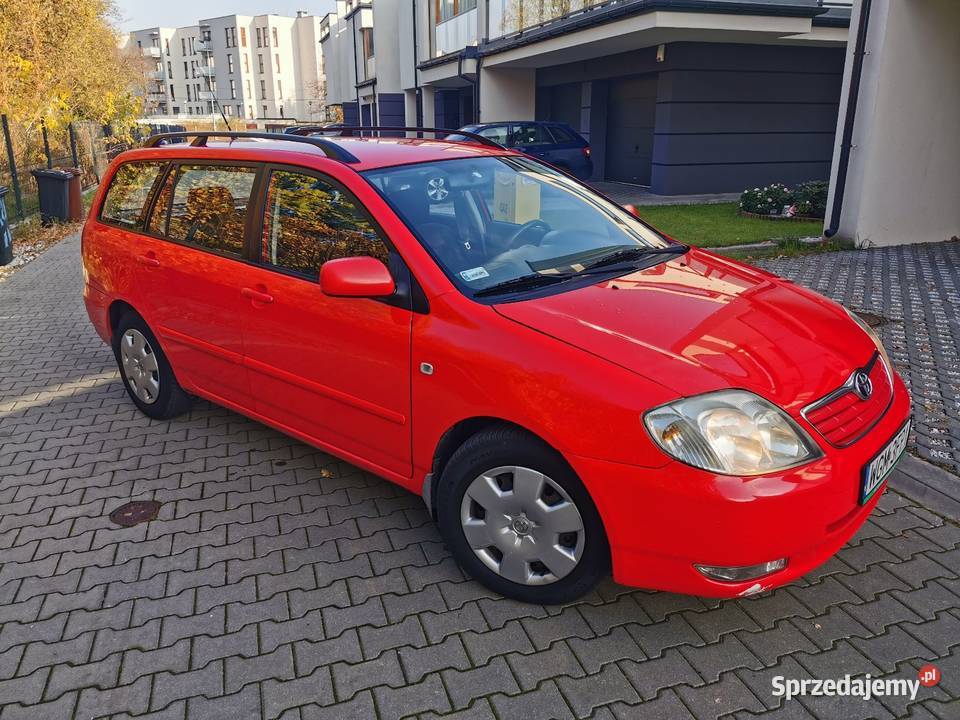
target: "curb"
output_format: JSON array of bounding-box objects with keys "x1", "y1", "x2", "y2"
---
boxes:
[{"x1": 888, "y1": 453, "x2": 960, "y2": 522}]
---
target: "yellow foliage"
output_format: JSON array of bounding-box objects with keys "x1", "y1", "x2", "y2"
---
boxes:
[{"x1": 0, "y1": 0, "x2": 144, "y2": 131}]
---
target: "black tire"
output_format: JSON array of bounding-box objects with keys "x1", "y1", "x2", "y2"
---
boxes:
[
  {"x1": 112, "y1": 311, "x2": 193, "y2": 420},
  {"x1": 437, "y1": 425, "x2": 610, "y2": 604}
]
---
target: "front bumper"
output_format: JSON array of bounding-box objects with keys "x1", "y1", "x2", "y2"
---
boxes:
[{"x1": 570, "y1": 373, "x2": 912, "y2": 597}]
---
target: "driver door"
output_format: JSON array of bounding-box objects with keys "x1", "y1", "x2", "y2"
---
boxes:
[{"x1": 239, "y1": 166, "x2": 413, "y2": 478}]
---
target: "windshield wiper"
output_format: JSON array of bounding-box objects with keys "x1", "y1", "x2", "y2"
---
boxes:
[
  {"x1": 580, "y1": 244, "x2": 687, "y2": 273},
  {"x1": 473, "y1": 272, "x2": 575, "y2": 298}
]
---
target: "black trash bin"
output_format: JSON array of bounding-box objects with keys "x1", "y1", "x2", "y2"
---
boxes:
[
  {"x1": 0, "y1": 186, "x2": 12, "y2": 266},
  {"x1": 31, "y1": 168, "x2": 72, "y2": 224}
]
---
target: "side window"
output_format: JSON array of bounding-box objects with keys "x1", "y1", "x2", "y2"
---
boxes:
[
  {"x1": 100, "y1": 162, "x2": 166, "y2": 230},
  {"x1": 546, "y1": 125, "x2": 576, "y2": 143},
  {"x1": 165, "y1": 165, "x2": 257, "y2": 256},
  {"x1": 510, "y1": 124, "x2": 545, "y2": 146},
  {"x1": 477, "y1": 125, "x2": 508, "y2": 145},
  {"x1": 261, "y1": 170, "x2": 389, "y2": 278}
]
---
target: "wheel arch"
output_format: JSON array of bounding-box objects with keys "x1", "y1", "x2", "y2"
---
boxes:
[
  {"x1": 108, "y1": 299, "x2": 140, "y2": 339},
  {"x1": 425, "y1": 416, "x2": 564, "y2": 520}
]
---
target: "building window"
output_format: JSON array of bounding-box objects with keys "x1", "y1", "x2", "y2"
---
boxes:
[
  {"x1": 167, "y1": 61, "x2": 172, "y2": 77},
  {"x1": 227, "y1": 54, "x2": 234, "y2": 73},
  {"x1": 165, "y1": 39, "x2": 170, "y2": 55},
  {"x1": 248, "y1": 105, "x2": 253, "y2": 117},
  {"x1": 189, "y1": 37, "x2": 195, "y2": 54},
  {"x1": 260, "y1": 79, "x2": 267, "y2": 98},
  {"x1": 225, "y1": 105, "x2": 233, "y2": 116},
  {"x1": 262, "y1": 104, "x2": 267, "y2": 117},
  {"x1": 240, "y1": 27, "x2": 247, "y2": 47},
  {"x1": 277, "y1": 79, "x2": 282, "y2": 98},
  {"x1": 258, "y1": 54, "x2": 264, "y2": 73},
  {"x1": 237, "y1": 104, "x2": 243, "y2": 117},
  {"x1": 173, "y1": 106, "x2": 180, "y2": 114},
  {"x1": 243, "y1": 54, "x2": 249, "y2": 72},
  {"x1": 256, "y1": 27, "x2": 262, "y2": 47},
  {"x1": 186, "y1": 85, "x2": 191, "y2": 101},
  {"x1": 246, "y1": 79, "x2": 251, "y2": 96},
  {"x1": 361, "y1": 28, "x2": 374, "y2": 59},
  {"x1": 275, "y1": 54, "x2": 280, "y2": 72},
  {"x1": 170, "y1": 85, "x2": 175, "y2": 100},
  {"x1": 202, "y1": 29, "x2": 211, "y2": 42},
  {"x1": 272, "y1": 28, "x2": 278, "y2": 47},
  {"x1": 229, "y1": 79, "x2": 236, "y2": 99}
]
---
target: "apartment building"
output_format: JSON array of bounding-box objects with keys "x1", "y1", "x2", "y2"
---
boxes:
[
  {"x1": 320, "y1": 0, "x2": 853, "y2": 195},
  {"x1": 127, "y1": 11, "x2": 327, "y2": 123}
]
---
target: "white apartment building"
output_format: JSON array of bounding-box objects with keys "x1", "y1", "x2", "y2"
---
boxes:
[{"x1": 128, "y1": 11, "x2": 327, "y2": 123}]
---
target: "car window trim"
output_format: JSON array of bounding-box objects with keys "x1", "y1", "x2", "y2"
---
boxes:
[
  {"x1": 251, "y1": 162, "x2": 426, "y2": 313},
  {"x1": 97, "y1": 160, "x2": 171, "y2": 231}
]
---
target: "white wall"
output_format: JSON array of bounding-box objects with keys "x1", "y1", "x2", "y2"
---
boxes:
[
  {"x1": 827, "y1": 0, "x2": 960, "y2": 246},
  {"x1": 478, "y1": 67, "x2": 535, "y2": 122}
]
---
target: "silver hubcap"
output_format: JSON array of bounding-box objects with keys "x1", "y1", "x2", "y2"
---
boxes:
[
  {"x1": 426, "y1": 176, "x2": 449, "y2": 201},
  {"x1": 120, "y1": 329, "x2": 160, "y2": 405},
  {"x1": 460, "y1": 466, "x2": 585, "y2": 586}
]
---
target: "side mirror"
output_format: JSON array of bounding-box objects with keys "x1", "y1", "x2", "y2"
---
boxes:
[
  {"x1": 320, "y1": 256, "x2": 395, "y2": 298},
  {"x1": 623, "y1": 204, "x2": 639, "y2": 217}
]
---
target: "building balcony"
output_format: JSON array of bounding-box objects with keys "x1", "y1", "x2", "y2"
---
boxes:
[
  {"x1": 434, "y1": 7, "x2": 478, "y2": 56},
  {"x1": 198, "y1": 91, "x2": 215, "y2": 101},
  {"x1": 142, "y1": 47, "x2": 161, "y2": 58},
  {"x1": 198, "y1": 66, "x2": 215, "y2": 77},
  {"x1": 148, "y1": 70, "x2": 164, "y2": 80},
  {"x1": 197, "y1": 40, "x2": 213, "y2": 53},
  {"x1": 148, "y1": 86, "x2": 166, "y2": 96}
]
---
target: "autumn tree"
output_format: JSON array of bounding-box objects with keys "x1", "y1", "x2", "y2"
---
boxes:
[{"x1": 0, "y1": 0, "x2": 145, "y2": 133}]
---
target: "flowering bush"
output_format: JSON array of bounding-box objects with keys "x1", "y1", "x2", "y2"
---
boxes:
[{"x1": 739, "y1": 180, "x2": 828, "y2": 218}]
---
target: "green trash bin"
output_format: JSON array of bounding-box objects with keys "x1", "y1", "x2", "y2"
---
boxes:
[
  {"x1": 31, "y1": 168, "x2": 72, "y2": 224},
  {"x1": 0, "y1": 186, "x2": 11, "y2": 266}
]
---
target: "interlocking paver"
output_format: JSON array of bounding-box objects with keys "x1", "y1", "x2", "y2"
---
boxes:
[{"x1": 1, "y1": 234, "x2": 959, "y2": 720}]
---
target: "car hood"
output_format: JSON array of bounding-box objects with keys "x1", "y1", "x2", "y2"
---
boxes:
[{"x1": 493, "y1": 248, "x2": 875, "y2": 415}]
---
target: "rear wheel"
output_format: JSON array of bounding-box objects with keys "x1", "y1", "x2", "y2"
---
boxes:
[
  {"x1": 112, "y1": 311, "x2": 193, "y2": 420},
  {"x1": 437, "y1": 426, "x2": 609, "y2": 604}
]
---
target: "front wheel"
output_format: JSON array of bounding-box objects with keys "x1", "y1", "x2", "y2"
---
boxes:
[{"x1": 437, "y1": 426, "x2": 609, "y2": 604}]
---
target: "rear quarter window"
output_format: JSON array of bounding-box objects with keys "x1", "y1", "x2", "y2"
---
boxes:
[
  {"x1": 99, "y1": 162, "x2": 166, "y2": 230},
  {"x1": 547, "y1": 126, "x2": 578, "y2": 143}
]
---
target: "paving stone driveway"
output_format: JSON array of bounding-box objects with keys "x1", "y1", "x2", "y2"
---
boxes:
[{"x1": 1, "y1": 235, "x2": 959, "y2": 720}]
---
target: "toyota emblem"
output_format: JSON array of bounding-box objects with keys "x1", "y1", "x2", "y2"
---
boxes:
[{"x1": 853, "y1": 370, "x2": 873, "y2": 400}]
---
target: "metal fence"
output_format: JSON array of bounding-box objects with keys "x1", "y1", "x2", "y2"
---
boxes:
[{"x1": 0, "y1": 115, "x2": 123, "y2": 222}]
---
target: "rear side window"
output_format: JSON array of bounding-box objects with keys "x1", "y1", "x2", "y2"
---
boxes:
[
  {"x1": 547, "y1": 125, "x2": 577, "y2": 143},
  {"x1": 100, "y1": 162, "x2": 166, "y2": 230},
  {"x1": 163, "y1": 165, "x2": 257, "y2": 256},
  {"x1": 260, "y1": 169, "x2": 388, "y2": 278},
  {"x1": 510, "y1": 124, "x2": 547, "y2": 146},
  {"x1": 476, "y1": 125, "x2": 509, "y2": 145}
]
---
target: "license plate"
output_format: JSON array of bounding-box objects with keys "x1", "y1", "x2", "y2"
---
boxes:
[{"x1": 860, "y1": 419, "x2": 910, "y2": 504}]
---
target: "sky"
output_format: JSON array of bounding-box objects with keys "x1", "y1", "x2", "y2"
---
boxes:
[{"x1": 115, "y1": 0, "x2": 336, "y2": 32}]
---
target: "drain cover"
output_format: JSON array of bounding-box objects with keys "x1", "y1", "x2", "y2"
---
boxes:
[{"x1": 109, "y1": 501, "x2": 161, "y2": 527}]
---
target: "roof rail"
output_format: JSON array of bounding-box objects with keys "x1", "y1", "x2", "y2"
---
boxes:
[
  {"x1": 142, "y1": 131, "x2": 360, "y2": 163},
  {"x1": 285, "y1": 125, "x2": 505, "y2": 150}
]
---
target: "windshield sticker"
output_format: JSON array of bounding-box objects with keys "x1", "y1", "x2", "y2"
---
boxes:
[{"x1": 460, "y1": 266, "x2": 490, "y2": 282}]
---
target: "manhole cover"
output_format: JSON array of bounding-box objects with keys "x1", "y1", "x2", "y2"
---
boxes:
[
  {"x1": 109, "y1": 501, "x2": 161, "y2": 527},
  {"x1": 853, "y1": 310, "x2": 889, "y2": 328}
]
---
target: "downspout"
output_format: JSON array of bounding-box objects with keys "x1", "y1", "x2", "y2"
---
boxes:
[
  {"x1": 458, "y1": 46, "x2": 479, "y2": 126},
  {"x1": 824, "y1": 0, "x2": 872, "y2": 238},
  {"x1": 412, "y1": 0, "x2": 421, "y2": 126},
  {"x1": 352, "y1": 12, "x2": 361, "y2": 127}
]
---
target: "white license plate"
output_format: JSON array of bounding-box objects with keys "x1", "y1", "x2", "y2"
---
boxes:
[{"x1": 860, "y1": 419, "x2": 910, "y2": 504}]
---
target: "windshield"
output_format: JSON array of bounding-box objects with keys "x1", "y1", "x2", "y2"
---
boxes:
[{"x1": 363, "y1": 156, "x2": 676, "y2": 298}]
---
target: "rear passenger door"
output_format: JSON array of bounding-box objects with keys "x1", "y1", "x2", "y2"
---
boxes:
[
  {"x1": 135, "y1": 162, "x2": 260, "y2": 407},
  {"x1": 239, "y1": 166, "x2": 413, "y2": 478}
]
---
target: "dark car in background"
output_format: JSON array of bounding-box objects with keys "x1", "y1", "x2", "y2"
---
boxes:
[{"x1": 455, "y1": 122, "x2": 593, "y2": 180}]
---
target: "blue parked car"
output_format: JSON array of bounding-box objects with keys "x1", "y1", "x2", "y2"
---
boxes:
[{"x1": 454, "y1": 122, "x2": 593, "y2": 180}]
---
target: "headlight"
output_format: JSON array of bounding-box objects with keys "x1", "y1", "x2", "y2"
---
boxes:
[
  {"x1": 644, "y1": 390, "x2": 822, "y2": 475},
  {"x1": 845, "y1": 307, "x2": 892, "y2": 371}
]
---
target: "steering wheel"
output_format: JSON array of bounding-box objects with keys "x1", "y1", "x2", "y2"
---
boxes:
[{"x1": 506, "y1": 219, "x2": 552, "y2": 247}]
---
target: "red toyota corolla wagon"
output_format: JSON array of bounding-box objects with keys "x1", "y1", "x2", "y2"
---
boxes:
[{"x1": 82, "y1": 129, "x2": 911, "y2": 603}]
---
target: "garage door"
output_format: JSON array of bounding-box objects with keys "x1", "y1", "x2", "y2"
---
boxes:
[{"x1": 605, "y1": 75, "x2": 657, "y2": 185}]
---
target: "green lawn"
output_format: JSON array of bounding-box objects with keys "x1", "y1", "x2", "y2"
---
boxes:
[{"x1": 636, "y1": 202, "x2": 824, "y2": 248}]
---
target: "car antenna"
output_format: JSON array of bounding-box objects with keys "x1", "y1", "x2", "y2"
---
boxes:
[{"x1": 211, "y1": 94, "x2": 232, "y2": 131}]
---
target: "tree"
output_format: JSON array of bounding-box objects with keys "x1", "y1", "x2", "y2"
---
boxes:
[{"x1": 0, "y1": 0, "x2": 145, "y2": 133}]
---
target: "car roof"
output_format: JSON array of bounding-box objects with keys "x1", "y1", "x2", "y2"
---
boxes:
[{"x1": 119, "y1": 135, "x2": 516, "y2": 172}]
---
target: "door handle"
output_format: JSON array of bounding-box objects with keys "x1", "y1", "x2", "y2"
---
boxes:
[
  {"x1": 136, "y1": 254, "x2": 160, "y2": 268},
  {"x1": 241, "y1": 287, "x2": 274, "y2": 304}
]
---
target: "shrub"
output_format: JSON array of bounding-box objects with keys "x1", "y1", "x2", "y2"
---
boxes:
[
  {"x1": 793, "y1": 180, "x2": 829, "y2": 219},
  {"x1": 739, "y1": 183, "x2": 793, "y2": 215}
]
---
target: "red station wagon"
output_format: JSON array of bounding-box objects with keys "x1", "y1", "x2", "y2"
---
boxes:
[{"x1": 82, "y1": 129, "x2": 911, "y2": 603}]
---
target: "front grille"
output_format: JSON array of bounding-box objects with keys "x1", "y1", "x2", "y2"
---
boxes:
[{"x1": 803, "y1": 353, "x2": 892, "y2": 447}]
